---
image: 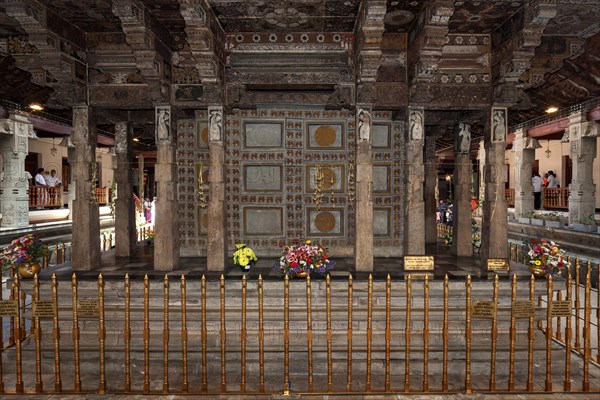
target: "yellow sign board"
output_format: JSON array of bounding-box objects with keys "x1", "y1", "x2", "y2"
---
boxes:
[
  {"x1": 77, "y1": 300, "x2": 99, "y2": 318},
  {"x1": 33, "y1": 300, "x2": 56, "y2": 318},
  {"x1": 403, "y1": 256, "x2": 435, "y2": 271},
  {"x1": 0, "y1": 300, "x2": 18, "y2": 317},
  {"x1": 487, "y1": 258, "x2": 510, "y2": 272},
  {"x1": 512, "y1": 301, "x2": 535, "y2": 318},
  {"x1": 472, "y1": 301, "x2": 495, "y2": 318},
  {"x1": 550, "y1": 300, "x2": 571, "y2": 317}
]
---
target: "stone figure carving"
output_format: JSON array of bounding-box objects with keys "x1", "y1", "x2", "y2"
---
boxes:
[
  {"x1": 492, "y1": 109, "x2": 506, "y2": 142},
  {"x1": 209, "y1": 109, "x2": 223, "y2": 142},
  {"x1": 457, "y1": 123, "x2": 471, "y2": 153},
  {"x1": 357, "y1": 109, "x2": 371, "y2": 142},
  {"x1": 156, "y1": 108, "x2": 170, "y2": 141},
  {"x1": 409, "y1": 111, "x2": 423, "y2": 140}
]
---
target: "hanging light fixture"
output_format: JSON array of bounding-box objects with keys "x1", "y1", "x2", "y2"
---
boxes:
[
  {"x1": 545, "y1": 140, "x2": 551, "y2": 158},
  {"x1": 59, "y1": 136, "x2": 75, "y2": 148},
  {"x1": 50, "y1": 138, "x2": 58, "y2": 156}
]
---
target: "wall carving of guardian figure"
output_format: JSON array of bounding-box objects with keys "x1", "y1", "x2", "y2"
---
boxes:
[
  {"x1": 457, "y1": 123, "x2": 471, "y2": 153},
  {"x1": 208, "y1": 108, "x2": 223, "y2": 142},
  {"x1": 357, "y1": 108, "x2": 371, "y2": 142},
  {"x1": 409, "y1": 109, "x2": 424, "y2": 141}
]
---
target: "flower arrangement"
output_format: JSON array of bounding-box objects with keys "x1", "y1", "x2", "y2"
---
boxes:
[
  {"x1": 0, "y1": 234, "x2": 49, "y2": 272},
  {"x1": 272, "y1": 240, "x2": 335, "y2": 277},
  {"x1": 233, "y1": 244, "x2": 257, "y2": 269},
  {"x1": 523, "y1": 238, "x2": 570, "y2": 275}
]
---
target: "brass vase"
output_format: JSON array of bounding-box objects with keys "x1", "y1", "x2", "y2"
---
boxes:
[
  {"x1": 18, "y1": 262, "x2": 41, "y2": 278},
  {"x1": 528, "y1": 264, "x2": 548, "y2": 278}
]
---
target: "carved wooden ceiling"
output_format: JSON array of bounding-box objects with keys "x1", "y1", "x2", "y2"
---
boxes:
[{"x1": 0, "y1": 0, "x2": 598, "y2": 152}]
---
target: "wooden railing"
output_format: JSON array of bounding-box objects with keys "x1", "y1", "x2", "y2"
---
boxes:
[
  {"x1": 543, "y1": 188, "x2": 569, "y2": 209},
  {"x1": 95, "y1": 187, "x2": 111, "y2": 205},
  {"x1": 505, "y1": 189, "x2": 515, "y2": 206},
  {"x1": 28, "y1": 187, "x2": 62, "y2": 208}
]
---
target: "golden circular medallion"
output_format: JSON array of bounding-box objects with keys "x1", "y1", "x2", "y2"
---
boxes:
[
  {"x1": 315, "y1": 211, "x2": 336, "y2": 233},
  {"x1": 200, "y1": 127, "x2": 209, "y2": 144},
  {"x1": 314, "y1": 125, "x2": 336, "y2": 147}
]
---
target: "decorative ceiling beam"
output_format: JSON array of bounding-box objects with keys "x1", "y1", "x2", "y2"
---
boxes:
[
  {"x1": 354, "y1": 0, "x2": 386, "y2": 104},
  {"x1": 0, "y1": 0, "x2": 87, "y2": 105}
]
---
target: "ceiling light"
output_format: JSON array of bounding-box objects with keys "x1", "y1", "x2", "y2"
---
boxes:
[
  {"x1": 545, "y1": 106, "x2": 558, "y2": 114},
  {"x1": 133, "y1": 138, "x2": 140, "y2": 142},
  {"x1": 50, "y1": 138, "x2": 58, "y2": 156},
  {"x1": 28, "y1": 103, "x2": 44, "y2": 111}
]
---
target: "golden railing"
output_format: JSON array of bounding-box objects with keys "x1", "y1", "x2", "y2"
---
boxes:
[
  {"x1": 0, "y1": 272, "x2": 597, "y2": 395},
  {"x1": 543, "y1": 188, "x2": 569, "y2": 209}
]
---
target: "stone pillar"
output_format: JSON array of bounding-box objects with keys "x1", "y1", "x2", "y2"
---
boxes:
[
  {"x1": 355, "y1": 107, "x2": 373, "y2": 270},
  {"x1": 481, "y1": 107, "x2": 508, "y2": 262},
  {"x1": 424, "y1": 136, "x2": 437, "y2": 246},
  {"x1": 114, "y1": 121, "x2": 137, "y2": 257},
  {"x1": 154, "y1": 106, "x2": 179, "y2": 271},
  {"x1": 512, "y1": 129, "x2": 538, "y2": 218},
  {"x1": 567, "y1": 112, "x2": 598, "y2": 225},
  {"x1": 452, "y1": 123, "x2": 472, "y2": 257},
  {"x1": 476, "y1": 140, "x2": 486, "y2": 218},
  {"x1": 207, "y1": 106, "x2": 227, "y2": 271},
  {"x1": 0, "y1": 112, "x2": 33, "y2": 228},
  {"x1": 405, "y1": 107, "x2": 425, "y2": 255},
  {"x1": 71, "y1": 106, "x2": 100, "y2": 271}
]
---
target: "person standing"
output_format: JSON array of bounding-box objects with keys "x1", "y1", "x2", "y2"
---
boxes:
[
  {"x1": 45, "y1": 169, "x2": 62, "y2": 207},
  {"x1": 34, "y1": 168, "x2": 47, "y2": 208},
  {"x1": 143, "y1": 196, "x2": 152, "y2": 223},
  {"x1": 34, "y1": 168, "x2": 47, "y2": 186},
  {"x1": 546, "y1": 171, "x2": 558, "y2": 188},
  {"x1": 532, "y1": 172, "x2": 543, "y2": 210}
]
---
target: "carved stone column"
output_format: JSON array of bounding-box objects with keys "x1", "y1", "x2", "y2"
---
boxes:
[
  {"x1": 452, "y1": 123, "x2": 472, "y2": 257},
  {"x1": 405, "y1": 107, "x2": 425, "y2": 255},
  {"x1": 71, "y1": 106, "x2": 100, "y2": 271},
  {"x1": 114, "y1": 121, "x2": 136, "y2": 257},
  {"x1": 0, "y1": 112, "x2": 32, "y2": 228},
  {"x1": 207, "y1": 106, "x2": 227, "y2": 271},
  {"x1": 355, "y1": 107, "x2": 374, "y2": 270},
  {"x1": 567, "y1": 112, "x2": 599, "y2": 225},
  {"x1": 424, "y1": 135, "x2": 437, "y2": 246},
  {"x1": 512, "y1": 128, "x2": 538, "y2": 218},
  {"x1": 154, "y1": 106, "x2": 179, "y2": 270},
  {"x1": 481, "y1": 107, "x2": 508, "y2": 262}
]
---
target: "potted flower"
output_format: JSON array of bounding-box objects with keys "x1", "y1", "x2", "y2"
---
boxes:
[
  {"x1": 272, "y1": 240, "x2": 335, "y2": 278},
  {"x1": 523, "y1": 238, "x2": 570, "y2": 277},
  {"x1": 233, "y1": 243, "x2": 257, "y2": 272},
  {"x1": 0, "y1": 234, "x2": 49, "y2": 278}
]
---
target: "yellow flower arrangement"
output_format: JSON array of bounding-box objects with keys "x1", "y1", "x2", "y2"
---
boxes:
[{"x1": 232, "y1": 243, "x2": 257, "y2": 269}]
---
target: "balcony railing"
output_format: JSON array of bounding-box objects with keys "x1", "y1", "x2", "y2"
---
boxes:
[
  {"x1": 29, "y1": 187, "x2": 111, "y2": 208},
  {"x1": 543, "y1": 187, "x2": 569, "y2": 209},
  {"x1": 505, "y1": 189, "x2": 515, "y2": 206}
]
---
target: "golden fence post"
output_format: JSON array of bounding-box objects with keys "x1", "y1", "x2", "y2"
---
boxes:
[
  {"x1": 33, "y1": 274, "x2": 43, "y2": 392},
  {"x1": 582, "y1": 265, "x2": 591, "y2": 391},
  {"x1": 346, "y1": 275, "x2": 353, "y2": 392},
  {"x1": 181, "y1": 275, "x2": 188, "y2": 393},
  {"x1": 564, "y1": 268, "x2": 572, "y2": 391},
  {"x1": 574, "y1": 259, "x2": 581, "y2": 351},
  {"x1": 442, "y1": 275, "x2": 449, "y2": 392},
  {"x1": 545, "y1": 275, "x2": 553, "y2": 391},
  {"x1": 283, "y1": 275, "x2": 290, "y2": 395},
  {"x1": 220, "y1": 275, "x2": 226, "y2": 392},
  {"x1": 404, "y1": 275, "x2": 412, "y2": 392},
  {"x1": 465, "y1": 275, "x2": 472, "y2": 394},
  {"x1": 423, "y1": 275, "x2": 429, "y2": 392},
  {"x1": 53, "y1": 245, "x2": 59, "y2": 266},
  {"x1": 143, "y1": 274, "x2": 150, "y2": 392},
  {"x1": 201, "y1": 275, "x2": 208, "y2": 392},
  {"x1": 306, "y1": 275, "x2": 313, "y2": 392},
  {"x1": 163, "y1": 275, "x2": 170, "y2": 393},
  {"x1": 98, "y1": 274, "x2": 106, "y2": 394},
  {"x1": 240, "y1": 275, "x2": 247, "y2": 393},
  {"x1": 385, "y1": 274, "x2": 391, "y2": 392},
  {"x1": 13, "y1": 274, "x2": 23, "y2": 393},
  {"x1": 527, "y1": 275, "x2": 535, "y2": 391},
  {"x1": 124, "y1": 274, "x2": 131, "y2": 392},
  {"x1": 489, "y1": 274, "x2": 499, "y2": 391},
  {"x1": 326, "y1": 275, "x2": 333, "y2": 393},
  {"x1": 366, "y1": 274, "x2": 373, "y2": 392},
  {"x1": 20, "y1": 291, "x2": 26, "y2": 339},
  {"x1": 51, "y1": 274, "x2": 62, "y2": 392},
  {"x1": 71, "y1": 273, "x2": 81, "y2": 392},
  {"x1": 556, "y1": 291, "x2": 562, "y2": 341},
  {"x1": 258, "y1": 275, "x2": 265, "y2": 392},
  {"x1": 61, "y1": 243, "x2": 66, "y2": 264},
  {"x1": 508, "y1": 274, "x2": 517, "y2": 391}
]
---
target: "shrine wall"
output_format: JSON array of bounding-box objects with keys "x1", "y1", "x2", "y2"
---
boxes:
[{"x1": 177, "y1": 108, "x2": 405, "y2": 259}]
